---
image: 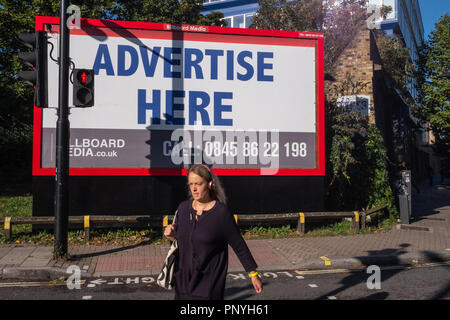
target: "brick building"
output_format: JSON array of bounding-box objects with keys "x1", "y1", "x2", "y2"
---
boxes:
[{"x1": 326, "y1": 25, "x2": 430, "y2": 184}]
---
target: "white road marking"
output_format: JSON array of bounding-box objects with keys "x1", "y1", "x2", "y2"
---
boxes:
[
  {"x1": 308, "y1": 284, "x2": 318, "y2": 288},
  {"x1": 327, "y1": 296, "x2": 337, "y2": 300},
  {"x1": 82, "y1": 296, "x2": 92, "y2": 300},
  {"x1": 0, "y1": 280, "x2": 85, "y2": 288}
]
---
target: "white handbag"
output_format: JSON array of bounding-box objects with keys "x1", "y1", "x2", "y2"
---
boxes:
[{"x1": 157, "y1": 210, "x2": 178, "y2": 290}]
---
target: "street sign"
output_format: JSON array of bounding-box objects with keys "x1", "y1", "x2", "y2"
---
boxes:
[{"x1": 337, "y1": 95, "x2": 371, "y2": 117}]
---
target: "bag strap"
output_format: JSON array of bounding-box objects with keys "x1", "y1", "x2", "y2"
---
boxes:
[{"x1": 173, "y1": 209, "x2": 178, "y2": 224}]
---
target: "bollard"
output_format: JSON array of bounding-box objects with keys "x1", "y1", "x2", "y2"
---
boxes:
[
  {"x1": 162, "y1": 215, "x2": 169, "y2": 235},
  {"x1": 352, "y1": 211, "x2": 360, "y2": 231},
  {"x1": 297, "y1": 213, "x2": 305, "y2": 234},
  {"x1": 4, "y1": 217, "x2": 11, "y2": 240},
  {"x1": 84, "y1": 216, "x2": 90, "y2": 241},
  {"x1": 399, "y1": 194, "x2": 410, "y2": 224}
]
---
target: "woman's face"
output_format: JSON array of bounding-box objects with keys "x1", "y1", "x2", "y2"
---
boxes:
[{"x1": 188, "y1": 172, "x2": 210, "y2": 202}]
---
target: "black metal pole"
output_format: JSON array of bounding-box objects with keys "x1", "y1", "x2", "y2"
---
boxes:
[{"x1": 54, "y1": 0, "x2": 70, "y2": 259}]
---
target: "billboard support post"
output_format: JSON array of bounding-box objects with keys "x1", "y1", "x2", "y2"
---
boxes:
[{"x1": 54, "y1": 0, "x2": 70, "y2": 259}]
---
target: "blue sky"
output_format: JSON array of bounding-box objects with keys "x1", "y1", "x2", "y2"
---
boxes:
[{"x1": 419, "y1": 0, "x2": 450, "y2": 39}]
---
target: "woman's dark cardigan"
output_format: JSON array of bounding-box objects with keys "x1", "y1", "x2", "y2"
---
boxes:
[{"x1": 173, "y1": 199, "x2": 258, "y2": 300}]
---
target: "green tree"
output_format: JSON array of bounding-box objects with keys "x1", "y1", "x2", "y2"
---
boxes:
[
  {"x1": 253, "y1": 0, "x2": 370, "y2": 72},
  {"x1": 326, "y1": 76, "x2": 368, "y2": 210},
  {"x1": 111, "y1": 0, "x2": 225, "y2": 25},
  {"x1": 375, "y1": 32, "x2": 416, "y2": 106},
  {"x1": 326, "y1": 96, "x2": 396, "y2": 215},
  {"x1": 416, "y1": 14, "x2": 450, "y2": 158},
  {"x1": 252, "y1": 0, "x2": 324, "y2": 32},
  {"x1": 362, "y1": 125, "x2": 396, "y2": 216}
]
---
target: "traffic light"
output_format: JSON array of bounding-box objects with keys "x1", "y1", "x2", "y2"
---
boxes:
[
  {"x1": 73, "y1": 69, "x2": 94, "y2": 107},
  {"x1": 18, "y1": 31, "x2": 48, "y2": 108}
]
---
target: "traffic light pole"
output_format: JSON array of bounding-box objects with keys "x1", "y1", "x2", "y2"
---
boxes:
[{"x1": 54, "y1": 0, "x2": 70, "y2": 259}]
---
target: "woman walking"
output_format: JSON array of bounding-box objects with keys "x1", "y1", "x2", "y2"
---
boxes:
[{"x1": 164, "y1": 164, "x2": 263, "y2": 300}]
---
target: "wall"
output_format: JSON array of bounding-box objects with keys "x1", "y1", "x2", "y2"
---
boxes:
[{"x1": 327, "y1": 26, "x2": 376, "y2": 124}]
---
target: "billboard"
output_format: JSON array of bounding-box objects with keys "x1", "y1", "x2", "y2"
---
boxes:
[{"x1": 33, "y1": 16, "x2": 324, "y2": 176}]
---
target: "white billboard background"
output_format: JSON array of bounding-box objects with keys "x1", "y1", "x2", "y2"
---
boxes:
[{"x1": 42, "y1": 29, "x2": 317, "y2": 169}]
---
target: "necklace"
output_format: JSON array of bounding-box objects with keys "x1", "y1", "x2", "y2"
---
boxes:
[{"x1": 193, "y1": 199, "x2": 215, "y2": 221}]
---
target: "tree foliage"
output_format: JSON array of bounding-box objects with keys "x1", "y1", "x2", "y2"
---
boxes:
[
  {"x1": 375, "y1": 31, "x2": 416, "y2": 107},
  {"x1": 253, "y1": 0, "x2": 370, "y2": 71},
  {"x1": 326, "y1": 93, "x2": 396, "y2": 215},
  {"x1": 252, "y1": 0, "x2": 324, "y2": 32},
  {"x1": 416, "y1": 14, "x2": 450, "y2": 158},
  {"x1": 103, "y1": 0, "x2": 225, "y2": 26}
]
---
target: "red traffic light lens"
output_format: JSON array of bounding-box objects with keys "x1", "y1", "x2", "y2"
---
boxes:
[{"x1": 76, "y1": 69, "x2": 93, "y2": 85}]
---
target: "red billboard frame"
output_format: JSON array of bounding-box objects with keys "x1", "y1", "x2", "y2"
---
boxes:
[{"x1": 33, "y1": 16, "x2": 325, "y2": 177}]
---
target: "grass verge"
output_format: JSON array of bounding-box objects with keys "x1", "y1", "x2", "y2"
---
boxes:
[{"x1": 0, "y1": 195, "x2": 397, "y2": 245}]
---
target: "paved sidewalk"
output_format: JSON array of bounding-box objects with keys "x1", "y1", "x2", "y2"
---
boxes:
[{"x1": 1, "y1": 180, "x2": 449, "y2": 281}]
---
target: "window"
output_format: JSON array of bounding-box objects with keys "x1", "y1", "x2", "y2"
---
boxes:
[
  {"x1": 245, "y1": 14, "x2": 254, "y2": 28},
  {"x1": 222, "y1": 13, "x2": 255, "y2": 28},
  {"x1": 233, "y1": 15, "x2": 245, "y2": 28},
  {"x1": 224, "y1": 17, "x2": 232, "y2": 27}
]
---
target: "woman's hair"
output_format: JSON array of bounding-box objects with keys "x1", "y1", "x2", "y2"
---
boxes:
[{"x1": 187, "y1": 164, "x2": 227, "y2": 204}]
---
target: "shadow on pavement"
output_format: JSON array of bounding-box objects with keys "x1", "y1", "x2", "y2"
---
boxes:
[
  {"x1": 423, "y1": 250, "x2": 450, "y2": 300},
  {"x1": 411, "y1": 182, "x2": 450, "y2": 220},
  {"x1": 67, "y1": 240, "x2": 154, "y2": 260},
  {"x1": 316, "y1": 244, "x2": 410, "y2": 300},
  {"x1": 316, "y1": 246, "x2": 450, "y2": 300},
  {"x1": 431, "y1": 282, "x2": 450, "y2": 300},
  {"x1": 225, "y1": 284, "x2": 256, "y2": 300},
  {"x1": 359, "y1": 292, "x2": 389, "y2": 300}
]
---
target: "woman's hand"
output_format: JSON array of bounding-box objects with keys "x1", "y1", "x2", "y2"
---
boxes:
[
  {"x1": 164, "y1": 224, "x2": 177, "y2": 241},
  {"x1": 251, "y1": 274, "x2": 263, "y2": 294}
]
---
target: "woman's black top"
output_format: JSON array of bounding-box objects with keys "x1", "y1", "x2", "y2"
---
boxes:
[{"x1": 173, "y1": 199, "x2": 258, "y2": 300}]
